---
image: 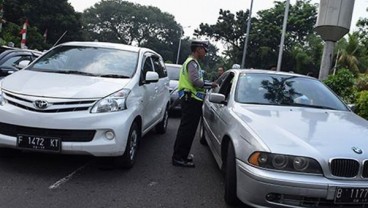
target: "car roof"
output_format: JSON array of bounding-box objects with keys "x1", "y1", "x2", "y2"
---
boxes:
[
  {"x1": 58, "y1": 41, "x2": 149, "y2": 53},
  {"x1": 228, "y1": 69, "x2": 311, "y2": 79},
  {"x1": 0, "y1": 48, "x2": 43, "y2": 59}
]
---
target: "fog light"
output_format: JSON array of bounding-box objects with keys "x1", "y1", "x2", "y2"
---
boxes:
[
  {"x1": 105, "y1": 131, "x2": 115, "y2": 140},
  {"x1": 266, "y1": 193, "x2": 281, "y2": 202}
]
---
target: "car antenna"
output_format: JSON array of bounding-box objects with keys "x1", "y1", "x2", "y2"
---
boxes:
[{"x1": 52, "y1": 31, "x2": 68, "y2": 48}]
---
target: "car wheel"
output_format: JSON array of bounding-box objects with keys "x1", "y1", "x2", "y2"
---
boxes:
[
  {"x1": 0, "y1": 148, "x2": 19, "y2": 158},
  {"x1": 114, "y1": 122, "x2": 140, "y2": 169},
  {"x1": 199, "y1": 117, "x2": 207, "y2": 146},
  {"x1": 224, "y1": 142, "x2": 240, "y2": 205},
  {"x1": 156, "y1": 107, "x2": 169, "y2": 134}
]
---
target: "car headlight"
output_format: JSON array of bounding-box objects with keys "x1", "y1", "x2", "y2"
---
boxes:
[
  {"x1": 90, "y1": 89, "x2": 130, "y2": 113},
  {"x1": 248, "y1": 151, "x2": 322, "y2": 174}
]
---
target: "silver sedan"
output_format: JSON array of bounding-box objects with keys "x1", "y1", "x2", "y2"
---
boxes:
[{"x1": 201, "y1": 69, "x2": 368, "y2": 208}]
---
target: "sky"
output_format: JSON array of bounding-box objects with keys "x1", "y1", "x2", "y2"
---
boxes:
[{"x1": 68, "y1": 0, "x2": 367, "y2": 38}]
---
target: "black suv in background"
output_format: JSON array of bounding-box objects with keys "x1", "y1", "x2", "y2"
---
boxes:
[{"x1": 0, "y1": 48, "x2": 43, "y2": 79}]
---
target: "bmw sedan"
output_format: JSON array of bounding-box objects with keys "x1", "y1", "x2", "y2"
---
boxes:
[{"x1": 200, "y1": 69, "x2": 368, "y2": 208}]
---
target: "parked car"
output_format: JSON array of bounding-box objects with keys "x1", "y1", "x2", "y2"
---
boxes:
[
  {"x1": 201, "y1": 69, "x2": 368, "y2": 207},
  {"x1": 165, "y1": 63, "x2": 181, "y2": 112},
  {"x1": 0, "y1": 41, "x2": 170, "y2": 168},
  {"x1": 0, "y1": 48, "x2": 42, "y2": 79}
]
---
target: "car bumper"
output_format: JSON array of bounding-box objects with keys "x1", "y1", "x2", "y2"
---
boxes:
[
  {"x1": 0, "y1": 105, "x2": 136, "y2": 157},
  {"x1": 236, "y1": 159, "x2": 368, "y2": 208}
]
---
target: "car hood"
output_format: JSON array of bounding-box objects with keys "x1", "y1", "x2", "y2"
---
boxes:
[
  {"x1": 169, "y1": 80, "x2": 178, "y2": 90},
  {"x1": 234, "y1": 104, "x2": 368, "y2": 159},
  {"x1": 1, "y1": 70, "x2": 130, "y2": 99}
]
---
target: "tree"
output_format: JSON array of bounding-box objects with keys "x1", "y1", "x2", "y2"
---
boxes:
[
  {"x1": 82, "y1": 0, "x2": 182, "y2": 62},
  {"x1": 2, "y1": 0, "x2": 83, "y2": 49},
  {"x1": 194, "y1": 0, "x2": 318, "y2": 72},
  {"x1": 335, "y1": 33, "x2": 367, "y2": 74}
]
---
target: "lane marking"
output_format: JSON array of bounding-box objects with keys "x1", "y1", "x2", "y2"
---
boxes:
[{"x1": 48, "y1": 163, "x2": 88, "y2": 190}]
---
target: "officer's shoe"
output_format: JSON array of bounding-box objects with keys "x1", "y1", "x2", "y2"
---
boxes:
[
  {"x1": 186, "y1": 154, "x2": 194, "y2": 162},
  {"x1": 172, "y1": 158, "x2": 195, "y2": 168}
]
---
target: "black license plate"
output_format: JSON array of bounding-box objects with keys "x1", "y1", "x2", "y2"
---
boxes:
[
  {"x1": 17, "y1": 134, "x2": 61, "y2": 152},
  {"x1": 335, "y1": 187, "x2": 368, "y2": 204}
]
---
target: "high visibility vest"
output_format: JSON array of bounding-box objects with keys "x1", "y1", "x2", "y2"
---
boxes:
[{"x1": 178, "y1": 56, "x2": 205, "y2": 101}]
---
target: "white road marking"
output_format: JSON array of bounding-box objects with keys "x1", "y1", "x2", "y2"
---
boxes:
[{"x1": 48, "y1": 163, "x2": 88, "y2": 190}]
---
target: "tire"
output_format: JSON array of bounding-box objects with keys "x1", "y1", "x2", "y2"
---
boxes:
[
  {"x1": 199, "y1": 117, "x2": 207, "y2": 146},
  {"x1": 0, "y1": 148, "x2": 19, "y2": 158},
  {"x1": 114, "y1": 122, "x2": 140, "y2": 169},
  {"x1": 224, "y1": 142, "x2": 240, "y2": 205},
  {"x1": 156, "y1": 107, "x2": 169, "y2": 134}
]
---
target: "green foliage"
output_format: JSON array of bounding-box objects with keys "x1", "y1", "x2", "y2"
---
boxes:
[
  {"x1": 82, "y1": 0, "x2": 182, "y2": 63},
  {"x1": 355, "y1": 73, "x2": 368, "y2": 91},
  {"x1": 356, "y1": 91, "x2": 368, "y2": 119},
  {"x1": 194, "y1": 0, "x2": 318, "y2": 72},
  {"x1": 2, "y1": 0, "x2": 83, "y2": 50},
  {"x1": 323, "y1": 68, "x2": 356, "y2": 103}
]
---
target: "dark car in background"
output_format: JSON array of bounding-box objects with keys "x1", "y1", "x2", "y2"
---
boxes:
[
  {"x1": 165, "y1": 63, "x2": 181, "y2": 112},
  {"x1": 0, "y1": 48, "x2": 42, "y2": 79}
]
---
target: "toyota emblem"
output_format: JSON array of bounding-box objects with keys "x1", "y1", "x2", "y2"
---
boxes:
[
  {"x1": 352, "y1": 147, "x2": 363, "y2": 154},
  {"x1": 34, "y1": 100, "x2": 49, "y2": 109}
]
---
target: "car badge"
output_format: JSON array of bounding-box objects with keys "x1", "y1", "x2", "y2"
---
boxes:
[
  {"x1": 34, "y1": 100, "x2": 49, "y2": 109},
  {"x1": 352, "y1": 147, "x2": 363, "y2": 154}
]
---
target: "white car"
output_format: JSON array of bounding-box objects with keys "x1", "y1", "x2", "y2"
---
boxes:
[
  {"x1": 201, "y1": 69, "x2": 368, "y2": 207},
  {"x1": 0, "y1": 41, "x2": 170, "y2": 168}
]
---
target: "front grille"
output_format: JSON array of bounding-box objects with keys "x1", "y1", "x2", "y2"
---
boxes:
[
  {"x1": 330, "y1": 159, "x2": 359, "y2": 177},
  {"x1": 4, "y1": 92, "x2": 97, "y2": 113},
  {"x1": 363, "y1": 161, "x2": 368, "y2": 178},
  {"x1": 0, "y1": 122, "x2": 95, "y2": 142}
]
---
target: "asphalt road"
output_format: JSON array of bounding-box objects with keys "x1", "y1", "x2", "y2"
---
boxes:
[{"x1": 0, "y1": 116, "x2": 249, "y2": 208}]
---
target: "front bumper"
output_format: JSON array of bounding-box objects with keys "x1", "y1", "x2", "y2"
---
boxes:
[
  {"x1": 0, "y1": 103, "x2": 136, "y2": 157},
  {"x1": 236, "y1": 159, "x2": 368, "y2": 208}
]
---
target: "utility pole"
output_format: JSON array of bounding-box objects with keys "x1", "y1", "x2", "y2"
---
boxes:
[
  {"x1": 241, "y1": 0, "x2": 253, "y2": 68},
  {"x1": 276, "y1": 0, "x2": 290, "y2": 72},
  {"x1": 176, "y1": 26, "x2": 190, "y2": 64}
]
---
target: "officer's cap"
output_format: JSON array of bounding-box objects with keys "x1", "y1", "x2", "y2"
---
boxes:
[{"x1": 191, "y1": 40, "x2": 209, "y2": 52}]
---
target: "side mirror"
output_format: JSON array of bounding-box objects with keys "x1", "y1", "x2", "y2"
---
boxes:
[
  {"x1": 209, "y1": 93, "x2": 226, "y2": 104},
  {"x1": 145, "y1": 71, "x2": 159, "y2": 84},
  {"x1": 347, "y1": 104, "x2": 356, "y2": 112},
  {"x1": 16, "y1": 60, "x2": 31, "y2": 69}
]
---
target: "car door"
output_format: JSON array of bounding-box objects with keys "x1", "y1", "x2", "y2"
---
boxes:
[
  {"x1": 151, "y1": 55, "x2": 170, "y2": 120},
  {"x1": 140, "y1": 53, "x2": 159, "y2": 130},
  {"x1": 206, "y1": 72, "x2": 235, "y2": 154}
]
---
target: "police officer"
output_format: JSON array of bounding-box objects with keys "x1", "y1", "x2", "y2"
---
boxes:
[{"x1": 172, "y1": 40, "x2": 217, "y2": 168}]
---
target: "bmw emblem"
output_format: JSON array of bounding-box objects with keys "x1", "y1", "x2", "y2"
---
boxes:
[
  {"x1": 352, "y1": 147, "x2": 363, "y2": 154},
  {"x1": 34, "y1": 100, "x2": 49, "y2": 109}
]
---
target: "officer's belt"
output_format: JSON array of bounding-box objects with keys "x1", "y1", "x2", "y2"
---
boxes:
[{"x1": 178, "y1": 90, "x2": 205, "y2": 100}]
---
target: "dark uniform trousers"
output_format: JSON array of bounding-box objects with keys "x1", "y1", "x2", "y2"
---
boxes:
[{"x1": 173, "y1": 93, "x2": 203, "y2": 160}]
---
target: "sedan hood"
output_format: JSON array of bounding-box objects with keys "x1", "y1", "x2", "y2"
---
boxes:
[
  {"x1": 234, "y1": 104, "x2": 368, "y2": 159},
  {"x1": 1, "y1": 70, "x2": 130, "y2": 99}
]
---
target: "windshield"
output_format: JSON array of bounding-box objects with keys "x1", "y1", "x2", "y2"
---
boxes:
[
  {"x1": 235, "y1": 73, "x2": 349, "y2": 111},
  {"x1": 28, "y1": 46, "x2": 138, "y2": 78},
  {"x1": 166, "y1": 65, "x2": 181, "y2": 80}
]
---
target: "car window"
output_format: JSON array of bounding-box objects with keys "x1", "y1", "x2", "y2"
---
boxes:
[
  {"x1": 142, "y1": 56, "x2": 154, "y2": 78},
  {"x1": 218, "y1": 72, "x2": 235, "y2": 100},
  {"x1": 166, "y1": 65, "x2": 181, "y2": 81},
  {"x1": 235, "y1": 73, "x2": 349, "y2": 111},
  {"x1": 29, "y1": 46, "x2": 138, "y2": 78},
  {"x1": 152, "y1": 56, "x2": 167, "y2": 78},
  {"x1": 1, "y1": 55, "x2": 32, "y2": 67}
]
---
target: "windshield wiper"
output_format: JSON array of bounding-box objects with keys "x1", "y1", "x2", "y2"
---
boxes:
[
  {"x1": 287, "y1": 103, "x2": 337, "y2": 110},
  {"x1": 54, "y1": 70, "x2": 96, "y2": 76},
  {"x1": 99, "y1": 74, "x2": 130, "y2": 78}
]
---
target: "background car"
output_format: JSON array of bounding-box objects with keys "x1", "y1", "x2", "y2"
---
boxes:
[
  {"x1": 165, "y1": 63, "x2": 181, "y2": 112},
  {"x1": 201, "y1": 69, "x2": 368, "y2": 207},
  {"x1": 0, "y1": 41, "x2": 170, "y2": 169},
  {"x1": 0, "y1": 48, "x2": 42, "y2": 79}
]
